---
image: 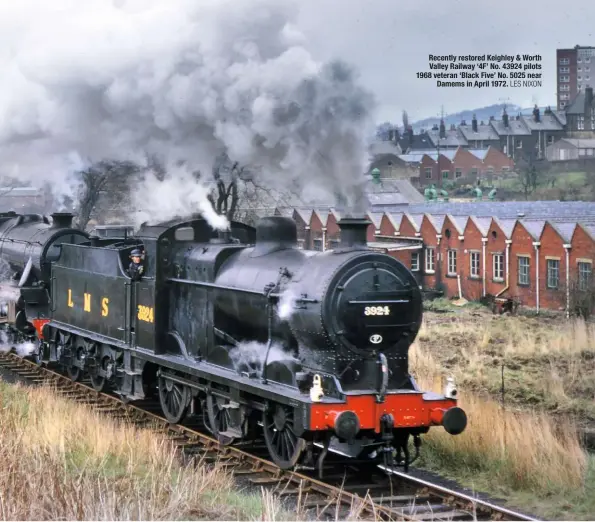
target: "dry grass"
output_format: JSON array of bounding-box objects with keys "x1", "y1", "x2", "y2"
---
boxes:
[
  {"x1": 0, "y1": 379, "x2": 286, "y2": 520},
  {"x1": 410, "y1": 310, "x2": 595, "y2": 518},
  {"x1": 0, "y1": 379, "x2": 396, "y2": 522},
  {"x1": 416, "y1": 310, "x2": 595, "y2": 420}
]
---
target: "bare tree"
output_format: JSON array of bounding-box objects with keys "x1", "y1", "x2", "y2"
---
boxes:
[
  {"x1": 75, "y1": 160, "x2": 139, "y2": 230},
  {"x1": 207, "y1": 156, "x2": 243, "y2": 221}
]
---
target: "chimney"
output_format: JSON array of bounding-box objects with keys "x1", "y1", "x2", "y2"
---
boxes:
[
  {"x1": 533, "y1": 104, "x2": 540, "y2": 122},
  {"x1": 439, "y1": 119, "x2": 446, "y2": 139},
  {"x1": 408, "y1": 126, "x2": 414, "y2": 145},
  {"x1": 503, "y1": 108, "x2": 509, "y2": 127},
  {"x1": 472, "y1": 114, "x2": 478, "y2": 132},
  {"x1": 338, "y1": 217, "x2": 371, "y2": 249},
  {"x1": 51, "y1": 212, "x2": 74, "y2": 229}
]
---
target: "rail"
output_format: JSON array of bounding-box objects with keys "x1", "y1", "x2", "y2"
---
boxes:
[{"x1": 0, "y1": 351, "x2": 540, "y2": 522}]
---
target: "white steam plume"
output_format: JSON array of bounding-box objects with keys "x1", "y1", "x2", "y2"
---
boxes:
[
  {"x1": 0, "y1": 0, "x2": 376, "y2": 227},
  {"x1": 131, "y1": 167, "x2": 229, "y2": 230},
  {"x1": 0, "y1": 331, "x2": 36, "y2": 357},
  {"x1": 229, "y1": 341, "x2": 297, "y2": 378}
]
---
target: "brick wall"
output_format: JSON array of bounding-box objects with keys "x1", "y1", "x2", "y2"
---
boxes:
[
  {"x1": 509, "y1": 222, "x2": 537, "y2": 307},
  {"x1": 420, "y1": 216, "x2": 440, "y2": 290},
  {"x1": 439, "y1": 216, "x2": 465, "y2": 297},
  {"x1": 326, "y1": 212, "x2": 340, "y2": 249},
  {"x1": 453, "y1": 148, "x2": 484, "y2": 181},
  {"x1": 461, "y1": 218, "x2": 485, "y2": 301},
  {"x1": 539, "y1": 224, "x2": 567, "y2": 311},
  {"x1": 485, "y1": 220, "x2": 508, "y2": 297},
  {"x1": 483, "y1": 147, "x2": 515, "y2": 174},
  {"x1": 293, "y1": 207, "x2": 595, "y2": 314}
]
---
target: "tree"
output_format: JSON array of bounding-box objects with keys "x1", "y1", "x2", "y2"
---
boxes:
[
  {"x1": 75, "y1": 160, "x2": 139, "y2": 230},
  {"x1": 516, "y1": 153, "x2": 551, "y2": 200},
  {"x1": 206, "y1": 155, "x2": 244, "y2": 221}
]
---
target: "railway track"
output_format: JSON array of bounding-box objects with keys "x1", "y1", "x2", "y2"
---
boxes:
[{"x1": 0, "y1": 350, "x2": 539, "y2": 522}]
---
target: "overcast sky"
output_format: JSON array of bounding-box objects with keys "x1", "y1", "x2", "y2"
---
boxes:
[{"x1": 295, "y1": 0, "x2": 595, "y2": 123}]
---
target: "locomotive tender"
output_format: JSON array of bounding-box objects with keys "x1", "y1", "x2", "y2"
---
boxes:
[{"x1": 0, "y1": 210, "x2": 467, "y2": 475}]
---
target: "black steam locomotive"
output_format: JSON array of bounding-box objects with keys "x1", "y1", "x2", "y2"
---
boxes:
[{"x1": 0, "y1": 210, "x2": 466, "y2": 475}]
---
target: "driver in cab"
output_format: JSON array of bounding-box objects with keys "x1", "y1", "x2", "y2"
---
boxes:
[{"x1": 128, "y1": 248, "x2": 145, "y2": 281}]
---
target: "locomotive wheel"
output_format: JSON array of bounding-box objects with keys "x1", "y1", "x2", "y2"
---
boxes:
[
  {"x1": 158, "y1": 375, "x2": 190, "y2": 423},
  {"x1": 67, "y1": 340, "x2": 85, "y2": 382},
  {"x1": 206, "y1": 394, "x2": 236, "y2": 446},
  {"x1": 86, "y1": 342, "x2": 106, "y2": 392},
  {"x1": 262, "y1": 403, "x2": 306, "y2": 469},
  {"x1": 89, "y1": 355, "x2": 110, "y2": 393},
  {"x1": 32, "y1": 342, "x2": 45, "y2": 366}
]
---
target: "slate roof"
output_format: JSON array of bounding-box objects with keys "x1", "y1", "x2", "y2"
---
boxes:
[
  {"x1": 521, "y1": 113, "x2": 565, "y2": 132},
  {"x1": 294, "y1": 208, "x2": 313, "y2": 224},
  {"x1": 314, "y1": 209, "x2": 329, "y2": 227},
  {"x1": 520, "y1": 220, "x2": 546, "y2": 240},
  {"x1": 559, "y1": 138, "x2": 595, "y2": 148},
  {"x1": 405, "y1": 201, "x2": 595, "y2": 222},
  {"x1": 367, "y1": 212, "x2": 384, "y2": 228},
  {"x1": 427, "y1": 129, "x2": 468, "y2": 148},
  {"x1": 548, "y1": 221, "x2": 577, "y2": 243},
  {"x1": 407, "y1": 148, "x2": 489, "y2": 162},
  {"x1": 369, "y1": 141, "x2": 402, "y2": 157},
  {"x1": 406, "y1": 213, "x2": 424, "y2": 231},
  {"x1": 458, "y1": 123, "x2": 500, "y2": 141},
  {"x1": 397, "y1": 133, "x2": 435, "y2": 152},
  {"x1": 386, "y1": 212, "x2": 403, "y2": 231},
  {"x1": 493, "y1": 218, "x2": 516, "y2": 238},
  {"x1": 468, "y1": 216, "x2": 492, "y2": 236},
  {"x1": 565, "y1": 90, "x2": 592, "y2": 115},
  {"x1": 553, "y1": 110, "x2": 567, "y2": 126},
  {"x1": 490, "y1": 117, "x2": 531, "y2": 136},
  {"x1": 425, "y1": 213, "x2": 447, "y2": 232}
]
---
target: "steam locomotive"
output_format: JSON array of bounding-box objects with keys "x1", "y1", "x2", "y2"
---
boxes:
[{"x1": 0, "y1": 210, "x2": 467, "y2": 475}]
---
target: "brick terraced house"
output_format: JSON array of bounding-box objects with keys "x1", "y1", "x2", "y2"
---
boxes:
[{"x1": 286, "y1": 201, "x2": 595, "y2": 315}]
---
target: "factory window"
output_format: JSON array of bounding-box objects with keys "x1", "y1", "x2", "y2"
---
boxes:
[
  {"x1": 442, "y1": 170, "x2": 449, "y2": 180},
  {"x1": 425, "y1": 168, "x2": 432, "y2": 179},
  {"x1": 297, "y1": 239, "x2": 305, "y2": 249},
  {"x1": 548, "y1": 136, "x2": 555, "y2": 144},
  {"x1": 559, "y1": 67, "x2": 570, "y2": 73},
  {"x1": 313, "y1": 238, "x2": 323, "y2": 251},
  {"x1": 516, "y1": 138, "x2": 523, "y2": 149},
  {"x1": 411, "y1": 252, "x2": 420, "y2": 271},
  {"x1": 447, "y1": 250, "x2": 457, "y2": 275},
  {"x1": 425, "y1": 247, "x2": 435, "y2": 273},
  {"x1": 560, "y1": 75, "x2": 569, "y2": 82},
  {"x1": 455, "y1": 168, "x2": 463, "y2": 178},
  {"x1": 470, "y1": 168, "x2": 478, "y2": 177},
  {"x1": 578, "y1": 261, "x2": 592, "y2": 291},
  {"x1": 559, "y1": 58, "x2": 569, "y2": 65},
  {"x1": 518, "y1": 256, "x2": 530, "y2": 285},
  {"x1": 547, "y1": 259, "x2": 560, "y2": 289},
  {"x1": 493, "y1": 254, "x2": 504, "y2": 281},
  {"x1": 329, "y1": 239, "x2": 340, "y2": 250},
  {"x1": 470, "y1": 251, "x2": 480, "y2": 278}
]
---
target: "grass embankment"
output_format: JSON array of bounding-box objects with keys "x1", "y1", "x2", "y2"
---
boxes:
[
  {"x1": 0, "y1": 380, "x2": 281, "y2": 520},
  {"x1": 411, "y1": 301, "x2": 595, "y2": 519}
]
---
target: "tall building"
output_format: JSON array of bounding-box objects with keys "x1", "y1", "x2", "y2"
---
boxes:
[{"x1": 557, "y1": 45, "x2": 595, "y2": 110}]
